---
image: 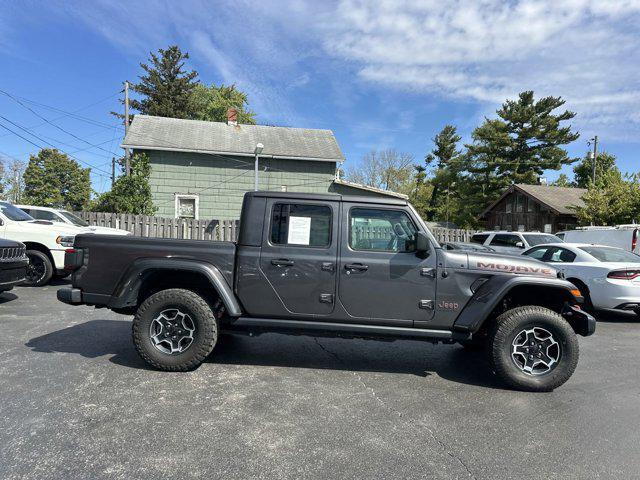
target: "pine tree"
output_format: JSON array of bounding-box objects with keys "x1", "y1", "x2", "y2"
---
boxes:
[
  {"x1": 426, "y1": 125, "x2": 463, "y2": 221},
  {"x1": 130, "y1": 46, "x2": 199, "y2": 119}
]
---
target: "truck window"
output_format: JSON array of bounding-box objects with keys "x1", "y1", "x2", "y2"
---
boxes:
[
  {"x1": 270, "y1": 203, "x2": 331, "y2": 247},
  {"x1": 349, "y1": 208, "x2": 417, "y2": 252},
  {"x1": 490, "y1": 234, "x2": 521, "y2": 247},
  {"x1": 470, "y1": 234, "x2": 489, "y2": 245}
]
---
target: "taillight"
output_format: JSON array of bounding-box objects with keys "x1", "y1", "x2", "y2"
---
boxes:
[
  {"x1": 64, "y1": 248, "x2": 84, "y2": 271},
  {"x1": 633, "y1": 229, "x2": 638, "y2": 252},
  {"x1": 607, "y1": 269, "x2": 640, "y2": 280}
]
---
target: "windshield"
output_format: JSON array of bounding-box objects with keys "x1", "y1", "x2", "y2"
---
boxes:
[
  {"x1": 580, "y1": 246, "x2": 640, "y2": 263},
  {"x1": 0, "y1": 202, "x2": 34, "y2": 221},
  {"x1": 523, "y1": 234, "x2": 562, "y2": 246},
  {"x1": 60, "y1": 211, "x2": 89, "y2": 227}
]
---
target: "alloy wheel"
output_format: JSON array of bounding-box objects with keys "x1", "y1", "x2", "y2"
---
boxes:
[
  {"x1": 511, "y1": 327, "x2": 561, "y2": 376},
  {"x1": 149, "y1": 308, "x2": 196, "y2": 355}
]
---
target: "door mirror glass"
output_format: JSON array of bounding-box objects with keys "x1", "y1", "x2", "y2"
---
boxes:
[{"x1": 416, "y1": 232, "x2": 430, "y2": 254}]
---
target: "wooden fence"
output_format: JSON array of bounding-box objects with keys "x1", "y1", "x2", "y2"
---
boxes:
[
  {"x1": 75, "y1": 212, "x2": 239, "y2": 241},
  {"x1": 76, "y1": 212, "x2": 476, "y2": 244}
]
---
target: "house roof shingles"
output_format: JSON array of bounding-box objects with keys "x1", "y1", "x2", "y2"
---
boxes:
[
  {"x1": 121, "y1": 115, "x2": 345, "y2": 162},
  {"x1": 481, "y1": 183, "x2": 587, "y2": 217}
]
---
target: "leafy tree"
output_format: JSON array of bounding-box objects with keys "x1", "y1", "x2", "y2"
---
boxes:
[
  {"x1": 345, "y1": 149, "x2": 416, "y2": 195},
  {"x1": 190, "y1": 83, "x2": 256, "y2": 124},
  {"x1": 573, "y1": 171, "x2": 640, "y2": 225},
  {"x1": 2, "y1": 159, "x2": 26, "y2": 202},
  {"x1": 93, "y1": 153, "x2": 155, "y2": 215},
  {"x1": 129, "y1": 45, "x2": 199, "y2": 119},
  {"x1": 551, "y1": 173, "x2": 573, "y2": 187},
  {"x1": 23, "y1": 149, "x2": 91, "y2": 210},
  {"x1": 573, "y1": 151, "x2": 618, "y2": 188}
]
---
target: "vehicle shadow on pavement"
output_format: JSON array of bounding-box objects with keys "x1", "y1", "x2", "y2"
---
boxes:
[
  {"x1": 0, "y1": 292, "x2": 18, "y2": 304},
  {"x1": 25, "y1": 319, "x2": 500, "y2": 387},
  {"x1": 25, "y1": 319, "x2": 151, "y2": 370},
  {"x1": 594, "y1": 310, "x2": 638, "y2": 323}
]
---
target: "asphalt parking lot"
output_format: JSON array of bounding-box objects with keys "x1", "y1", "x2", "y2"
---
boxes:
[{"x1": 1, "y1": 283, "x2": 639, "y2": 480}]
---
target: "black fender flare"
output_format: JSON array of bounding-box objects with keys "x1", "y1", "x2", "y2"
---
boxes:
[
  {"x1": 453, "y1": 275, "x2": 581, "y2": 334},
  {"x1": 108, "y1": 258, "x2": 242, "y2": 316}
]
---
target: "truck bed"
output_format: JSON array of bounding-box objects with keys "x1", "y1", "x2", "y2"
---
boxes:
[{"x1": 72, "y1": 234, "x2": 236, "y2": 297}]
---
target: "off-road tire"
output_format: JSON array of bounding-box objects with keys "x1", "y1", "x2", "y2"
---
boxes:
[
  {"x1": 132, "y1": 288, "x2": 218, "y2": 371},
  {"x1": 22, "y1": 250, "x2": 53, "y2": 287},
  {"x1": 488, "y1": 306, "x2": 579, "y2": 392}
]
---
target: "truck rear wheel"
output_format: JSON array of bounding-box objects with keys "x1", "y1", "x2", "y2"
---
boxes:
[
  {"x1": 132, "y1": 289, "x2": 218, "y2": 371},
  {"x1": 488, "y1": 306, "x2": 579, "y2": 392}
]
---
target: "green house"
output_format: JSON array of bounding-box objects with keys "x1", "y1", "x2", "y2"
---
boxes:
[{"x1": 122, "y1": 114, "x2": 405, "y2": 220}]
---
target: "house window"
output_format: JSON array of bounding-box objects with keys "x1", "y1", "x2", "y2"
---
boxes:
[
  {"x1": 175, "y1": 194, "x2": 199, "y2": 219},
  {"x1": 527, "y1": 198, "x2": 535, "y2": 213},
  {"x1": 505, "y1": 198, "x2": 512, "y2": 213},
  {"x1": 516, "y1": 194, "x2": 524, "y2": 213}
]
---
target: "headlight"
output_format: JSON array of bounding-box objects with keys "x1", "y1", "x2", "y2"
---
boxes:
[{"x1": 56, "y1": 235, "x2": 75, "y2": 248}]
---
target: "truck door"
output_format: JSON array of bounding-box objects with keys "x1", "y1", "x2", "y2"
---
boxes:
[
  {"x1": 337, "y1": 203, "x2": 437, "y2": 326},
  {"x1": 258, "y1": 198, "x2": 339, "y2": 317}
]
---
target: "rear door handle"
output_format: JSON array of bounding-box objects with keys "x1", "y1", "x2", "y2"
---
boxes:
[
  {"x1": 344, "y1": 263, "x2": 369, "y2": 272},
  {"x1": 271, "y1": 259, "x2": 294, "y2": 267}
]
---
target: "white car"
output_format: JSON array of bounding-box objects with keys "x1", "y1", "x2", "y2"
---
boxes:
[
  {"x1": 0, "y1": 201, "x2": 80, "y2": 286},
  {"x1": 522, "y1": 242, "x2": 640, "y2": 315},
  {"x1": 470, "y1": 231, "x2": 563, "y2": 255},
  {"x1": 556, "y1": 226, "x2": 640, "y2": 254},
  {"x1": 16, "y1": 205, "x2": 130, "y2": 236}
]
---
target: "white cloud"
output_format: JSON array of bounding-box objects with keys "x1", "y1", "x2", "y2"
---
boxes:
[{"x1": 322, "y1": 0, "x2": 640, "y2": 140}]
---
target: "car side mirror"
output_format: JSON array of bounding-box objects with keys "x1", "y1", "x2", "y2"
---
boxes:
[
  {"x1": 416, "y1": 232, "x2": 430, "y2": 255},
  {"x1": 515, "y1": 241, "x2": 525, "y2": 248}
]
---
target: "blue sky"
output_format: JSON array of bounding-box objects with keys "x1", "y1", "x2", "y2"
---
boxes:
[{"x1": 1, "y1": 0, "x2": 639, "y2": 194}]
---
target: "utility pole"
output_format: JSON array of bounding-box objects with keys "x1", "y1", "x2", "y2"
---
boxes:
[
  {"x1": 14, "y1": 169, "x2": 19, "y2": 203},
  {"x1": 111, "y1": 157, "x2": 116, "y2": 187},
  {"x1": 124, "y1": 80, "x2": 131, "y2": 176},
  {"x1": 590, "y1": 135, "x2": 598, "y2": 184}
]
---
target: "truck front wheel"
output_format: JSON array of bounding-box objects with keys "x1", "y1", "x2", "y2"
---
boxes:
[
  {"x1": 488, "y1": 306, "x2": 579, "y2": 392},
  {"x1": 23, "y1": 250, "x2": 53, "y2": 287},
  {"x1": 132, "y1": 289, "x2": 218, "y2": 371}
]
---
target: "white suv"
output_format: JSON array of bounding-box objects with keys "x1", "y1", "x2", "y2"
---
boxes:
[
  {"x1": 0, "y1": 202, "x2": 81, "y2": 286},
  {"x1": 17, "y1": 205, "x2": 130, "y2": 236},
  {"x1": 470, "y1": 231, "x2": 563, "y2": 255}
]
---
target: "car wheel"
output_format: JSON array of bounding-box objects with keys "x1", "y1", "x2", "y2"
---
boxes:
[
  {"x1": 488, "y1": 306, "x2": 579, "y2": 392},
  {"x1": 22, "y1": 250, "x2": 53, "y2": 287},
  {"x1": 570, "y1": 279, "x2": 594, "y2": 313},
  {"x1": 132, "y1": 289, "x2": 218, "y2": 371}
]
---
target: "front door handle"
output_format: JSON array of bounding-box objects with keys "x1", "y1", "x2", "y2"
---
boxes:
[
  {"x1": 271, "y1": 258, "x2": 294, "y2": 267},
  {"x1": 344, "y1": 263, "x2": 369, "y2": 272}
]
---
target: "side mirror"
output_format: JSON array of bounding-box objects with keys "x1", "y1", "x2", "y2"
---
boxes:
[
  {"x1": 515, "y1": 241, "x2": 525, "y2": 248},
  {"x1": 416, "y1": 232, "x2": 430, "y2": 254}
]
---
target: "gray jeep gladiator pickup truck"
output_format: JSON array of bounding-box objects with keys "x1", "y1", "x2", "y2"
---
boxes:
[{"x1": 58, "y1": 192, "x2": 595, "y2": 391}]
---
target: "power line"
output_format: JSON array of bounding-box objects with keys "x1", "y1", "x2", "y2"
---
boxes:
[
  {"x1": 0, "y1": 89, "x2": 120, "y2": 156},
  {"x1": 0, "y1": 116, "x2": 113, "y2": 178}
]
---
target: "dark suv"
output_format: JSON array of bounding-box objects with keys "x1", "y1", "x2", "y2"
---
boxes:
[
  {"x1": 58, "y1": 192, "x2": 594, "y2": 391},
  {"x1": 0, "y1": 238, "x2": 28, "y2": 292}
]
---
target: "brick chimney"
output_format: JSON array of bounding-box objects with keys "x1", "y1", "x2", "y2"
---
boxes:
[{"x1": 226, "y1": 107, "x2": 238, "y2": 126}]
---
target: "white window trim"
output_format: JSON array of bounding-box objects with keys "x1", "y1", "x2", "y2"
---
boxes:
[{"x1": 174, "y1": 194, "x2": 199, "y2": 220}]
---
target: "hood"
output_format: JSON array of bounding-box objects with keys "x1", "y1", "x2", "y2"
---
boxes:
[
  {"x1": 465, "y1": 251, "x2": 558, "y2": 278},
  {"x1": 17, "y1": 220, "x2": 84, "y2": 235}
]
